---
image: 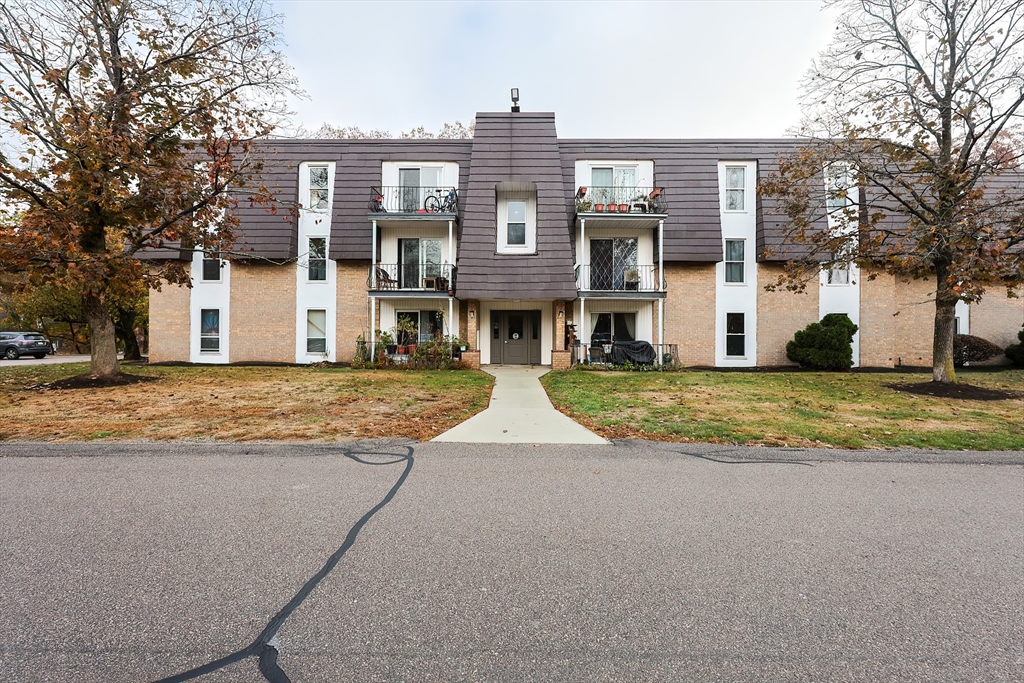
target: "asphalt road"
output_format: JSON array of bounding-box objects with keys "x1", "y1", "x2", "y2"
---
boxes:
[
  {"x1": 0, "y1": 354, "x2": 91, "y2": 367},
  {"x1": 0, "y1": 440, "x2": 1021, "y2": 682}
]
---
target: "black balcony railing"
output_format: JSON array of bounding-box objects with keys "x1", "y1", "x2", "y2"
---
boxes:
[
  {"x1": 573, "y1": 342, "x2": 679, "y2": 367},
  {"x1": 575, "y1": 186, "x2": 665, "y2": 214},
  {"x1": 575, "y1": 264, "x2": 660, "y2": 292},
  {"x1": 367, "y1": 263, "x2": 455, "y2": 292},
  {"x1": 369, "y1": 186, "x2": 459, "y2": 214}
]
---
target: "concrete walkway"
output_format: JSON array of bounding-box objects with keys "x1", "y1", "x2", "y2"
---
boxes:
[{"x1": 433, "y1": 366, "x2": 609, "y2": 444}]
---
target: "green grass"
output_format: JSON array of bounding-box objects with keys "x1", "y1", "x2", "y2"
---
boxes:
[{"x1": 541, "y1": 368, "x2": 1024, "y2": 450}]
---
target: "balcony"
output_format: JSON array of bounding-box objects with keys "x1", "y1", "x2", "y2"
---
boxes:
[
  {"x1": 369, "y1": 186, "x2": 459, "y2": 216},
  {"x1": 367, "y1": 263, "x2": 456, "y2": 294},
  {"x1": 575, "y1": 264, "x2": 660, "y2": 293},
  {"x1": 575, "y1": 186, "x2": 665, "y2": 215}
]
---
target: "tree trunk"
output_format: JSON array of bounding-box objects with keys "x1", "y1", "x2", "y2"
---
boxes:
[
  {"x1": 932, "y1": 284, "x2": 957, "y2": 384},
  {"x1": 83, "y1": 290, "x2": 119, "y2": 376},
  {"x1": 114, "y1": 308, "x2": 141, "y2": 361}
]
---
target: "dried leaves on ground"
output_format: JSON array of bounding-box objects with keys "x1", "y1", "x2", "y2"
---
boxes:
[{"x1": 0, "y1": 364, "x2": 493, "y2": 442}]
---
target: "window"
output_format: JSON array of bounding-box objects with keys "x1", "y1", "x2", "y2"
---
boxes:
[
  {"x1": 308, "y1": 237, "x2": 327, "y2": 281},
  {"x1": 398, "y1": 238, "x2": 442, "y2": 289},
  {"x1": 591, "y1": 166, "x2": 637, "y2": 205},
  {"x1": 826, "y1": 163, "x2": 852, "y2": 215},
  {"x1": 726, "y1": 313, "x2": 745, "y2": 357},
  {"x1": 725, "y1": 240, "x2": 745, "y2": 283},
  {"x1": 200, "y1": 309, "x2": 220, "y2": 353},
  {"x1": 725, "y1": 166, "x2": 745, "y2": 211},
  {"x1": 507, "y1": 200, "x2": 526, "y2": 245},
  {"x1": 590, "y1": 238, "x2": 638, "y2": 290},
  {"x1": 591, "y1": 312, "x2": 636, "y2": 344},
  {"x1": 826, "y1": 265, "x2": 850, "y2": 285},
  {"x1": 399, "y1": 166, "x2": 442, "y2": 212},
  {"x1": 306, "y1": 310, "x2": 327, "y2": 354},
  {"x1": 397, "y1": 310, "x2": 443, "y2": 344},
  {"x1": 202, "y1": 253, "x2": 221, "y2": 281},
  {"x1": 308, "y1": 166, "x2": 329, "y2": 210},
  {"x1": 497, "y1": 191, "x2": 536, "y2": 253}
]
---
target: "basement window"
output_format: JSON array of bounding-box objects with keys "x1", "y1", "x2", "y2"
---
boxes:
[{"x1": 726, "y1": 313, "x2": 745, "y2": 357}]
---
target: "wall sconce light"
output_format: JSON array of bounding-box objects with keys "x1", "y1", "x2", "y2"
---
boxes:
[
  {"x1": 469, "y1": 309, "x2": 475, "y2": 319},
  {"x1": 558, "y1": 310, "x2": 564, "y2": 318}
]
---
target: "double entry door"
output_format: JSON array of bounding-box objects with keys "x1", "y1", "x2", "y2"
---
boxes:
[{"x1": 490, "y1": 311, "x2": 542, "y2": 365}]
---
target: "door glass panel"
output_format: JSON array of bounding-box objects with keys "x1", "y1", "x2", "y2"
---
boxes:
[
  {"x1": 613, "y1": 238, "x2": 638, "y2": 289},
  {"x1": 507, "y1": 314, "x2": 524, "y2": 341},
  {"x1": 422, "y1": 239, "x2": 442, "y2": 278},
  {"x1": 421, "y1": 167, "x2": 442, "y2": 205},
  {"x1": 397, "y1": 311, "x2": 419, "y2": 345},
  {"x1": 592, "y1": 313, "x2": 612, "y2": 345},
  {"x1": 399, "y1": 238, "x2": 419, "y2": 288},
  {"x1": 614, "y1": 167, "x2": 636, "y2": 204},
  {"x1": 592, "y1": 168, "x2": 613, "y2": 205},
  {"x1": 613, "y1": 313, "x2": 636, "y2": 342},
  {"x1": 591, "y1": 239, "x2": 613, "y2": 290},
  {"x1": 399, "y1": 168, "x2": 420, "y2": 212},
  {"x1": 420, "y1": 310, "x2": 442, "y2": 342}
]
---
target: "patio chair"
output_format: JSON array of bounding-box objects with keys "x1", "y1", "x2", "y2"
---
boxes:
[{"x1": 374, "y1": 266, "x2": 398, "y2": 290}]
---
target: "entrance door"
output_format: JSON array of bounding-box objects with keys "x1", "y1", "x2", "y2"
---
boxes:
[{"x1": 490, "y1": 311, "x2": 542, "y2": 364}]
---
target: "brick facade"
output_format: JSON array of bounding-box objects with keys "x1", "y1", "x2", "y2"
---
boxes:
[
  {"x1": 972, "y1": 287, "x2": 1024, "y2": 351},
  {"x1": 230, "y1": 262, "x2": 296, "y2": 362},
  {"x1": 551, "y1": 349, "x2": 571, "y2": 370},
  {"x1": 894, "y1": 275, "x2": 938, "y2": 367},
  {"x1": 663, "y1": 264, "x2": 716, "y2": 367},
  {"x1": 336, "y1": 261, "x2": 371, "y2": 363},
  {"x1": 756, "y1": 264, "x2": 818, "y2": 366},
  {"x1": 148, "y1": 283, "x2": 190, "y2": 362}
]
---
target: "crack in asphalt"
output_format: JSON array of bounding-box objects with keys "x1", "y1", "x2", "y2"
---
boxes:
[
  {"x1": 152, "y1": 444, "x2": 415, "y2": 682},
  {"x1": 675, "y1": 448, "x2": 815, "y2": 467}
]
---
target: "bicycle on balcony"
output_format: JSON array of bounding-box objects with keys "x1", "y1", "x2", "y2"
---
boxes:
[{"x1": 424, "y1": 187, "x2": 458, "y2": 214}]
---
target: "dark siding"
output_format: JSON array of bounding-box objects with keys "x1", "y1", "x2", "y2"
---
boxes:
[
  {"x1": 559, "y1": 138, "x2": 813, "y2": 264},
  {"x1": 456, "y1": 113, "x2": 578, "y2": 300},
  {"x1": 225, "y1": 139, "x2": 472, "y2": 262}
]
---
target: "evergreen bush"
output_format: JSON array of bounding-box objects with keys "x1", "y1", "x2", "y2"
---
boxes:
[
  {"x1": 952, "y1": 334, "x2": 1003, "y2": 367},
  {"x1": 786, "y1": 313, "x2": 859, "y2": 371},
  {"x1": 1006, "y1": 325, "x2": 1024, "y2": 367}
]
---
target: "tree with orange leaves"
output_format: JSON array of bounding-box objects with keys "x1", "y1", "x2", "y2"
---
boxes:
[{"x1": 0, "y1": 0, "x2": 298, "y2": 377}]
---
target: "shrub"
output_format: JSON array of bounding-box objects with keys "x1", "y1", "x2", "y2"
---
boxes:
[
  {"x1": 953, "y1": 334, "x2": 1003, "y2": 367},
  {"x1": 786, "y1": 313, "x2": 859, "y2": 371},
  {"x1": 1006, "y1": 325, "x2": 1024, "y2": 367}
]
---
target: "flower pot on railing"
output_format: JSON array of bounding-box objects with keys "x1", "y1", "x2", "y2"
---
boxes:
[
  {"x1": 618, "y1": 203, "x2": 629, "y2": 212},
  {"x1": 397, "y1": 345, "x2": 408, "y2": 355},
  {"x1": 386, "y1": 344, "x2": 398, "y2": 355},
  {"x1": 606, "y1": 204, "x2": 617, "y2": 213},
  {"x1": 594, "y1": 203, "x2": 605, "y2": 212}
]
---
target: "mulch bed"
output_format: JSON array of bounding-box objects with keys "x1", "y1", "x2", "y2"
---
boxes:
[
  {"x1": 888, "y1": 381, "x2": 1022, "y2": 401},
  {"x1": 30, "y1": 373, "x2": 158, "y2": 391}
]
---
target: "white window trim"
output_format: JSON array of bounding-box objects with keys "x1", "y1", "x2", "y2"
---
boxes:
[
  {"x1": 724, "y1": 311, "x2": 747, "y2": 359},
  {"x1": 305, "y1": 308, "x2": 328, "y2": 356},
  {"x1": 723, "y1": 239, "x2": 746, "y2": 286},
  {"x1": 723, "y1": 165, "x2": 748, "y2": 213},
  {"x1": 199, "y1": 308, "x2": 221, "y2": 355},
  {"x1": 200, "y1": 254, "x2": 223, "y2": 283},
  {"x1": 497, "y1": 192, "x2": 537, "y2": 254},
  {"x1": 306, "y1": 236, "x2": 329, "y2": 284},
  {"x1": 305, "y1": 164, "x2": 331, "y2": 213},
  {"x1": 825, "y1": 264, "x2": 852, "y2": 286}
]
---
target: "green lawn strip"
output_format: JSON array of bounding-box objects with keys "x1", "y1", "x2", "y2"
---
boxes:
[{"x1": 541, "y1": 369, "x2": 1024, "y2": 450}]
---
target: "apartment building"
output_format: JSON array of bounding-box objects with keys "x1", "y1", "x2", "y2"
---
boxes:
[{"x1": 146, "y1": 110, "x2": 1024, "y2": 368}]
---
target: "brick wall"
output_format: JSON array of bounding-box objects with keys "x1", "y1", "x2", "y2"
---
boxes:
[
  {"x1": 551, "y1": 349, "x2": 571, "y2": 370},
  {"x1": 971, "y1": 287, "x2": 1024, "y2": 350},
  {"x1": 230, "y1": 262, "x2": 296, "y2": 362},
  {"x1": 466, "y1": 300, "x2": 479, "y2": 350},
  {"x1": 894, "y1": 275, "x2": 937, "y2": 367},
  {"x1": 757, "y1": 264, "x2": 818, "y2": 366},
  {"x1": 553, "y1": 300, "x2": 566, "y2": 351},
  {"x1": 859, "y1": 268, "x2": 896, "y2": 367},
  {"x1": 336, "y1": 261, "x2": 370, "y2": 362},
  {"x1": 663, "y1": 264, "x2": 716, "y2": 367},
  {"x1": 148, "y1": 283, "x2": 190, "y2": 362}
]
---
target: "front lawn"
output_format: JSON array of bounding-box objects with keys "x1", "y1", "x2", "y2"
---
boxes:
[
  {"x1": 0, "y1": 363, "x2": 493, "y2": 442},
  {"x1": 541, "y1": 368, "x2": 1024, "y2": 450}
]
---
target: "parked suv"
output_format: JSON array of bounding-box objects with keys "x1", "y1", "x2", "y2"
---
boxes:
[{"x1": 0, "y1": 332, "x2": 53, "y2": 360}]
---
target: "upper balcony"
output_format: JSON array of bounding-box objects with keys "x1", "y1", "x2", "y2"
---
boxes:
[
  {"x1": 368, "y1": 185, "x2": 459, "y2": 226},
  {"x1": 574, "y1": 186, "x2": 666, "y2": 229}
]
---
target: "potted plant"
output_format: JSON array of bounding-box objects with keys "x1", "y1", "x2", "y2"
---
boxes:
[
  {"x1": 594, "y1": 202, "x2": 605, "y2": 212},
  {"x1": 618, "y1": 202, "x2": 629, "y2": 212},
  {"x1": 605, "y1": 203, "x2": 617, "y2": 213},
  {"x1": 376, "y1": 329, "x2": 396, "y2": 355},
  {"x1": 575, "y1": 198, "x2": 593, "y2": 213},
  {"x1": 632, "y1": 192, "x2": 648, "y2": 212},
  {"x1": 394, "y1": 318, "x2": 418, "y2": 355}
]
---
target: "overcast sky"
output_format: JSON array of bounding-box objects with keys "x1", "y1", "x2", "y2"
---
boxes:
[{"x1": 273, "y1": 0, "x2": 839, "y2": 139}]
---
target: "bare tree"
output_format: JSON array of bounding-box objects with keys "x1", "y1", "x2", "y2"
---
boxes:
[
  {"x1": 0, "y1": 0, "x2": 299, "y2": 377},
  {"x1": 296, "y1": 120, "x2": 474, "y2": 140},
  {"x1": 761, "y1": 0, "x2": 1024, "y2": 383}
]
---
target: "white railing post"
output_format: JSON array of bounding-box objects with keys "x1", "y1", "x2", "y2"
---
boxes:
[
  {"x1": 658, "y1": 218, "x2": 664, "y2": 292},
  {"x1": 371, "y1": 219, "x2": 378, "y2": 289}
]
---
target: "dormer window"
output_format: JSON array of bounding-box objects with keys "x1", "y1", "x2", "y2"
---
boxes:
[
  {"x1": 309, "y1": 166, "x2": 329, "y2": 210},
  {"x1": 725, "y1": 166, "x2": 746, "y2": 211},
  {"x1": 496, "y1": 186, "x2": 536, "y2": 253}
]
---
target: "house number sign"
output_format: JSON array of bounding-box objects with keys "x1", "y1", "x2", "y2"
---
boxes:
[{"x1": 512, "y1": 333, "x2": 520, "y2": 339}]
